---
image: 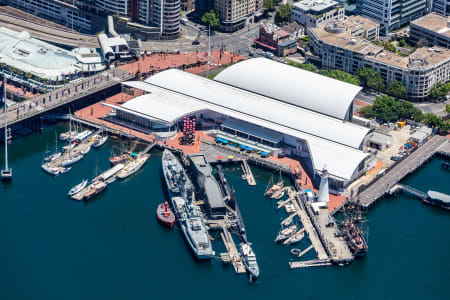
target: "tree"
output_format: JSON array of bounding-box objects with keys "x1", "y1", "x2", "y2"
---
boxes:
[
  {"x1": 201, "y1": 10, "x2": 220, "y2": 29},
  {"x1": 367, "y1": 74, "x2": 385, "y2": 93},
  {"x1": 445, "y1": 104, "x2": 450, "y2": 114},
  {"x1": 295, "y1": 63, "x2": 317, "y2": 73},
  {"x1": 358, "y1": 105, "x2": 373, "y2": 118},
  {"x1": 398, "y1": 39, "x2": 407, "y2": 47},
  {"x1": 429, "y1": 82, "x2": 449, "y2": 100},
  {"x1": 275, "y1": 4, "x2": 291, "y2": 24},
  {"x1": 370, "y1": 95, "x2": 422, "y2": 123},
  {"x1": 387, "y1": 80, "x2": 407, "y2": 99},
  {"x1": 357, "y1": 67, "x2": 378, "y2": 87},
  {"x1": 263, "y1": 0, "x2": 276, "y2": 11}
]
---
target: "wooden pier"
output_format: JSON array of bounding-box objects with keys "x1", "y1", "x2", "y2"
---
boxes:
[
  {"x1": 220, "y1": 226, "x2": 246, "y2": 274},
  {"x1": 289, "y1": 259, "x2": 332, "y2": 269},
  {"x1": 356, "y1": 136, "x2": 449, "y2": 209}
]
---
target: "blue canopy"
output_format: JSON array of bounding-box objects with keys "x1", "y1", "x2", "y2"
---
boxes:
[
  {"x1": 216, "y1": 137, "x2": 223, "y2": 142},
  {"x1": 247, "y1": 147, "x2": 254, "y2": 151},
  {"x1": 261, "y1": 152, "x2": 268, "y2": 156},
  {"x1": 240, "y1": 145, "x2": 247, "y2": 149},
  {"x1": 222, "y1": 139, "x2": 228, "y2": 144}
]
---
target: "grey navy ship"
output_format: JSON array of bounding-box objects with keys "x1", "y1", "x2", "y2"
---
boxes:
[{"x1": 161, "y1": 149, "x2": 214, "y2": 260}]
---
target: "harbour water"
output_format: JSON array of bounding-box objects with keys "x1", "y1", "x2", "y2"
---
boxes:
[{"x1": 0, "y1": 125, "x2": 449, "y2": 299}]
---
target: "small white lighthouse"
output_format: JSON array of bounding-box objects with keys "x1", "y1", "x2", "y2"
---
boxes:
[{"x1": 317, "y1": 166, "x2": 329, "y2": 205}]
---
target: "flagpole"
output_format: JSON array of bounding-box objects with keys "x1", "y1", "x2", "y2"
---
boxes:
[{"x1": 3, "y1": 79, "x2": 8, "y2": 172}]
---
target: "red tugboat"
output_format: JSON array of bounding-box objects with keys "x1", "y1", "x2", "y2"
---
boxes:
[{"x1": 156, "y1": 202, "x2": 176, "y2": 228}]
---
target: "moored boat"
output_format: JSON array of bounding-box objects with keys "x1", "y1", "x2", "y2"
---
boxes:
[
  {"x1": 283, "y1": 229, "x2": 305, "y2": 245},
  {"x1": 80, "y1": 145, "x2": 91, "y2": 155},
  {"x1": 41, "y1": 163, "x2": 61, "y2": 175},
  {"x1": 68, "y1": 179, "x2": 88, "y2": 197},
  {"x1": 60, "y1": 131, "x2": 77, "y2": 141},
  {"x1": 117, "y1": 154, "x2": 150, "y2": 179},
  {"x1": 109, "y1": 153, "x2": 130, "y2": 165},
  {"x1": 239, "y1": 243, "x2": 259, "y2": 280},
  {"x1": 83, "y1": 180, "x2": 107, "y2": 200},
  {"x1": 274, "y1": 224, "x2": 297, "y2": 243},
  {"x1": 43, "y1": 152, "x2": 62, "y2": 162},
  {"x1": 156, "y1": 202, "x2": 176, "y2": 228},
  {"x1": 92, "y1": 135, "x2": 108, "y2": 148},
  {"x1": 172, "y1": 196, "x2": 214, "y2": 259},
  {"x1": 161, "y1": 149, "x2": 192, "y2": 199},
  {"x1": 61, "y1": 154, "x2": 84, "y2": 167}
]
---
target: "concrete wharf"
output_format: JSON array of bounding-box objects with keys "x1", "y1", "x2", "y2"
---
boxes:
[
  {"x1": 356, "y1": 136, "x2": 450, "y2": 209},
  {"x1": 241, "y1": 159, "x2": 256, "y2": 186},
  {"x1": 0, "y1": 69, "x2": 133, "y2": 130},
  {"x1": 292, "y1": 245, "x2": 314, "y2": 259}
]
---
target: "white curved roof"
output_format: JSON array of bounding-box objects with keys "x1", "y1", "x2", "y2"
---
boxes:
[
  {"x1": 214, "y1": 58, "x2": 362, "y2": 120},
  {"x1": 143, "y1": 69, "x2": 369, "y2": 149},
  {"x1": 113, "y1": 79, "x2": 368, "y2": 181}
]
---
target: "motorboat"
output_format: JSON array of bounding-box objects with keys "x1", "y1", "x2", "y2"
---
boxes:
[
  {"x1": 274, "y1": 224, "x2": 297, "y2": 243},
  {"x1": 92, "y1": 135, "x2": 108, "y2": 148}
]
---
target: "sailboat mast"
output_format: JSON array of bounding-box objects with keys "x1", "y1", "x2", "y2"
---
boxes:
[{"x1": 4, "y1": 81, "x2": 8, "y2": 171}]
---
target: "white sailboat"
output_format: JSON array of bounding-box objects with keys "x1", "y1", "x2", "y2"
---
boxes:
[
  {"x1": 44, "y1": 132, "x2": 62, "y2": 162},
  {"x1": 1, "y1": 81, "x2": 12, "y2": 181}
]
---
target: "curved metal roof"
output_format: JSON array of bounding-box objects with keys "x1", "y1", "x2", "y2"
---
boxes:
[
  {"x1": 214, "y1": 58, "x2": 362, "y2": 120},
  {"x1": 115, "y1": 80, "x2": 369, "y2": 181},
  {"x1": 143, "y1": 69, "x2": 369, "y2": 149}
]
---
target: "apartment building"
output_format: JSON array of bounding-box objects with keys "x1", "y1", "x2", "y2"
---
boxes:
[
  {"x1": 430, "y1": 0, "x2": 450, "y2": 16},
  {"x1": 309, "y1": 15, "x2": 450, "y2": 100},
  {"x1": 291, "y1": 0, "x2": 344, "y2": 28}
]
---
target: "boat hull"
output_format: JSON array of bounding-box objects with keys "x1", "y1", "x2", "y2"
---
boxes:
[{"x1": 156, "y1": 203, "x2": 176, "y2": 228}]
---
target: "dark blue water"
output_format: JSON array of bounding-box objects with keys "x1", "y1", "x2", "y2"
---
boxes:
[{"x1": 1, "y1": 125, "x2": 449, "y2": 300}]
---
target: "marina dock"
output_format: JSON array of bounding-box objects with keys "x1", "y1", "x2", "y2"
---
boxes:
[
  {"x1": 356, "y1": 136, "x2": 450, "y2": 209},
  {"x1": 290, "y1": 192, "x2": 329, "y2": 261},
  {"x1": 220, "y1": 226, "x2": 246, "y2": 274}
]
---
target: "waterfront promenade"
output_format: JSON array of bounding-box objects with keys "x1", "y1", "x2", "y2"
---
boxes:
[
  {"x1": 0, "y1": 68, "x2": 133, "y2": 129},
  {"x1": 356, "y1": 135, "x2": 449, "y2": 208}
]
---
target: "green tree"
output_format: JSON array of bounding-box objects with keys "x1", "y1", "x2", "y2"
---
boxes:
[
  {"x1": 275, "y1": 4, "x2": 291, "y2": 24},
  {"x1": 295, "y1": 63, "x2": 317, "y2": 73},
  {"x1": 398, "y1": 39, "x2": 407, "y2": 47},
  {"x1": 324, "y1": 69, "x2": 360, "y2": 86},
  {"x1": 445, "y1": 104, "x2": 450, "y2": 114},
  {"x1": 387, "y1": 80, "x2": 407, "y2": 99},
  {"x1": 367, "y1": 74, "x2": 385, "y2": 93},
  {"x1": 429, "y1": 82, "x2": 450, "y2": 100},
  {"x1": 263, "y1": 0, "x2": 276, "y2": 11},
  {"x1": 358, "y1": 105, "x2": 373, "y2": 118},
  {"x1": 370, "y1": 95, "x2": 422, "y2": 123},
  {"x1": 357, "y1": 67, "x2": 378, "y2": 87},
  {"x1": 201, "y1": 10, "x2": 220, "y2": 29}
]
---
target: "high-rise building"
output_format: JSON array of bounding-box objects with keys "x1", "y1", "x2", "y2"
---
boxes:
[
  {"x1": 356, "y1": 0, "x2": 427, "y2": 35},
  {"x1": 214, "y1": 0, "x2": 256, "y2": 32},
  {"x1": 291, "y1": 0, "x2": 344, "y2": 28},
  {"x1": 430, "y1": 0, "x2": 450, "y2": 16}
]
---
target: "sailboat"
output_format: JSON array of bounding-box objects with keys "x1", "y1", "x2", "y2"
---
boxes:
[
  {"x1": 60, "y1": 118, "x2": 83, "y2": 167},
  {"x1": 264, "y1": 170, "x2": 283, "y2": 197},
  {"x1": 43, "y1": 132, "x2": 62, "y2": 162},
  {"x1": 1, "y1": 81, "x2": 12, "y2": 181},
  {"x1": 92, "y1": 127, "x2": 108, "y2": 148}
]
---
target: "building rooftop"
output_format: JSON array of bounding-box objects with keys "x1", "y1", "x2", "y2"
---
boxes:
[
  {"x1": 116, "y1": 66, "x2": 370, "y2": 181},
  {"x1": 293, "y1": 0, "x2": 339, "y2": 13},
  {"x1": 370, "y1": 47, "x2": 450, "y2": 70},
  {"x1": 411, "y1": 13, "x2": 450, "y2": 38},
  {"x1": 310, "y1": 16, "x2": 381, "y2": 55},
  {"x1": 0, "y1": 27, "x2": 105, "y2": 80}
]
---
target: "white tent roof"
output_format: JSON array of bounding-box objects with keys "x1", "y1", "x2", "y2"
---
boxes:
[
  {"x1": 214, "y1": 58, "x2": 362, "y2": 120},
  {"x1": 117, "y1": 78, "x2": 369, "y2": 181},
  {"x1": 142, "y1": 69, "x2": 369, "y2": 149}
]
